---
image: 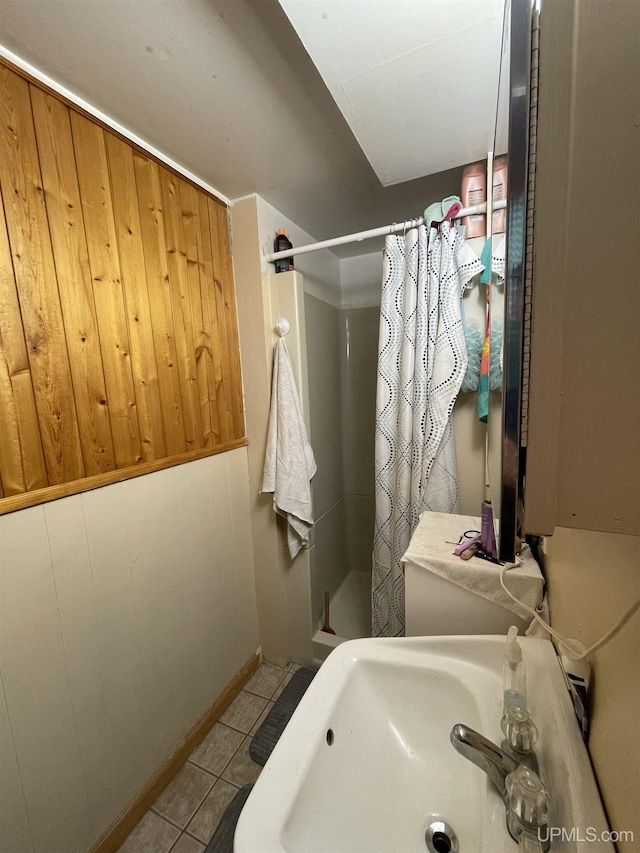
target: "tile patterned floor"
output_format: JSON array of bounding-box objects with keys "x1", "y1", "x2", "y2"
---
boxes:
[{"x1": 117, "y1": 661, "x2": 301, "y2": 853}]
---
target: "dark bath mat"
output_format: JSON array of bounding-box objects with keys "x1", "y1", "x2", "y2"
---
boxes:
[
  {"x1": 204, "y1": 783, "x2": 254, "y2": 853},
  {"x1": 249, "y1": 666, "x2": 319, "y2": 766}
]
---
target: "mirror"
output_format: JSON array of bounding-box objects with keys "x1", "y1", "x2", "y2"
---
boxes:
[{"x1": 490, "y1": 0, "x2": 538, "y2": 561}]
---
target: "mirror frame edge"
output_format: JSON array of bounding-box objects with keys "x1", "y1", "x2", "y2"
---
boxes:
[{"x1": 499, "y1": 0, "x2": 537, "y2": 562}]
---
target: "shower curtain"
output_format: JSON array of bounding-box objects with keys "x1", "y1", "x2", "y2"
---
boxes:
[{"x1": 372, "y1": 222, "x2": 483, "y2": 636}]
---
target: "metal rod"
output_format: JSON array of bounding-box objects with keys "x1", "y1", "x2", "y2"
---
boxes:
[{"x1": 265, "y1": 199, "x2": 508, "y2": 263}]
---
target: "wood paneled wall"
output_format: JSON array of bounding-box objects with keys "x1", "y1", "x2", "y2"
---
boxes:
[{"x1": 0, "y1": 62, "x2": 245, "y2": 514}]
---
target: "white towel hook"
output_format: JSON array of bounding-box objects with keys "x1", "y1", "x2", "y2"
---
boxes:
[{"x1": 275, "y1": 317, "x2": 290, "y2": 337}]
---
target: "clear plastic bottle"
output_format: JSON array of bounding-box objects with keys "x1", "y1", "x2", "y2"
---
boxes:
[{"x1": 503, "y1": 625, "x2": 527, "y2": 711}]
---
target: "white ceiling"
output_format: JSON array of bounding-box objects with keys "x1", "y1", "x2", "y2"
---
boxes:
[
  {"x1": 279, "y1": 0, "x2": 504, "y2": 186},
  {"x1": 0, "y1": 0, "x2": 506, "y2": 255}
]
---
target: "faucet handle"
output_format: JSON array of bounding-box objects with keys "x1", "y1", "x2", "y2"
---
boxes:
[
  {"x1": 501, "y1": 706, "x2": 539, "y2": 754},
  {"x1": 505, "y1": 765, "x2": 549, "y2": 830}
]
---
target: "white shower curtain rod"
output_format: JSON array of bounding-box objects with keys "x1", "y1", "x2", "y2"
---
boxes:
[{"x1": 264, "y1": 199, "x2": 507, "y2": 263}]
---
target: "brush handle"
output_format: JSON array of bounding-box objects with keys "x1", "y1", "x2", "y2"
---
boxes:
[{"x1": 322, "y1": 591, "x2": 336, "y2": 635}]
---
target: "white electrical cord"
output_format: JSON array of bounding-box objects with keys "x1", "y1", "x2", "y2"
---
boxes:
[{"x1": 499, "y1": 564, "x2": 640, "y2": 660}]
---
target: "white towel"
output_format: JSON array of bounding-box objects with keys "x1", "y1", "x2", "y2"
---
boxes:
[{"x1": 261, "y1": 338, "x2": 317, "y2": 558}]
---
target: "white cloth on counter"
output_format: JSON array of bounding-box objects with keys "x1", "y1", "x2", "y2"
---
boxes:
[
  {"x1": 401, "y1": 511, "x2": 544, "y2": 626},
  {"x1": 261, "y1": 338, "x2": 317, "y2": 558}
]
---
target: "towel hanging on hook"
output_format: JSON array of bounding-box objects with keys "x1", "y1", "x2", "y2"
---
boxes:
[{"x1": 261, "y1": 320, "x2": 316, "y2": 558}]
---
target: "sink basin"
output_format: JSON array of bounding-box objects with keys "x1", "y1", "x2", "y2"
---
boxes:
[{"x1": 235, "y1": 637, "x2": 612, "y2": 853}]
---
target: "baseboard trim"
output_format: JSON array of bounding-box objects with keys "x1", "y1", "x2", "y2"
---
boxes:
[{"x1": 90, "y1": 649, "x2": 261, "y2": 853}]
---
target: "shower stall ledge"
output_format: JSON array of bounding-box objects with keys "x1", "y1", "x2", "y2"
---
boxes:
[{"x1": 313, "y1": 570, "x2": 372, "y2": 661}]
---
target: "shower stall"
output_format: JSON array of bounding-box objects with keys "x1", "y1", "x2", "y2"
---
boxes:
[
  {"x1": 303, "y1": 292, "x2": 380, "y2": 660},
  {"x1": 245, "y1": 222, "x2": 487, "y2": 665},
  {"x1": 295, "y1": 244, "x2": 488, "y2": 658}
]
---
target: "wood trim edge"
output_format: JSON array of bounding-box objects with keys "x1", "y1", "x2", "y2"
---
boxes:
[
  {"x1": 90, "y1": 649, "x2": 261, "y2": 853},
  {"x1": 0, "y1": 438, "x2": 248, "y2": 516}
]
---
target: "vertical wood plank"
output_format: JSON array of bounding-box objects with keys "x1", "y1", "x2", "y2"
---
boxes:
[
  {"x1": 0, "y1": 192, "x2": 47, "y2": 494},
  {"x1": 196, "y1": 194, "x2": 224, "y2": 445},
  {"x1": 30, "y1": 87, "x2": 116, "y2": 476},
  {"x1": 180, "y1": 180, "x2": 213, "y2": 447},
  {"x1": 160, "y1": 169, "x2": 202, "y2": 450},
  {"x1": 104, "y1": 132, "x2": 166, "y2": 462},
  {"x1": 132, "y1": 154, "x2": 186, "y2": 456},
  {"x1": 205, "y1": 199, "x2": 233, "y2": 443},
  {"x1": 208, "y1": 199, "x2": 245, "y2": 439},
  {"x1": 0, "y1": 66, "x2": 84, "y2": 485},
  {"x1": 70, "y1": 110, "x2": 143, "y2": 468}
]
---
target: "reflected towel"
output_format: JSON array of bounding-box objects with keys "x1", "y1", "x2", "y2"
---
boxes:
[
  {"x1": 261, "y1": 338, "x2": 317, "y2": 558},
  {"x1": 424, "y1": 195, "x2": 462, "y2": 228}
]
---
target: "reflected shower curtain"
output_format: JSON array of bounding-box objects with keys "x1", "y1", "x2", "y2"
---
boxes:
[{"x1": 372, "y1": 222, "x2": 483, "y2": 636}]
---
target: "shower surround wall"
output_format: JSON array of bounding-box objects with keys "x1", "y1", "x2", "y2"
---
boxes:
[
  {"x1": 305, "y1": 295, "x2": 379, "y2": 637},
  {"x1": 340, "y1": 307, "x2": 379, "y2": 573}
]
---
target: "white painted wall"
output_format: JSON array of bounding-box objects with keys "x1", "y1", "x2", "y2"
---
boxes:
[
  {"x1": 255, "y1": 195, "x2": 342, "y2": 307},
  {"x1": 279, "y1": 0, "x2": 503, "y2": 185},
  {"x1": 0, "y1": 449, "x2": 259, "y2": 853},
  {"x1": 542, "y1": 527, "x2": 640, "y2": 851}
]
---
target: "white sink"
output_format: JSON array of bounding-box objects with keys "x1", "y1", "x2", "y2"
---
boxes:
[{"x1": 235, "y1": 637, "x2": 612, "y2": 853}]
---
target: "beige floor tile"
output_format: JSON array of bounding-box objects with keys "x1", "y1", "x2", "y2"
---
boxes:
[
  {"x1": 189, "y1": 723, "x2": 244, "y2": 776},
  {"x1": 169, "y1": 833, "x2": 205, "y2": 853},
  {"x1": 152, "y1": 763, "x2": 216, "y2": 829},
  {"x1": 244, "y1": 662, "x2": 286, "y2": 698},
  {"x1": 220, "y1": 690, "x2": 267, "y2": 733},
  {"x1": 186, "y1": 779, "x2": 239, "y2": 844},
  {"x1": 289, "y1": 663, "x2": 302, "y2": 673},
  {"x1": 221, "y1": 737, "x2": 262, "y2": 787},
  {"x1": 250, "y1": 699, "x2": 275, "y2": 735},
  {"x1": 270, "y1": 672, "x2": 293, "y2": 701},
  {"x1": 117, "y1": 810, "x2": 180, "y2": 853}
]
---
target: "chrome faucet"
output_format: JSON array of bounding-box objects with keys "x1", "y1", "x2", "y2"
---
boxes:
[{"x1": 450, "y1": 724, "x2": 550, "y2": 852}]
